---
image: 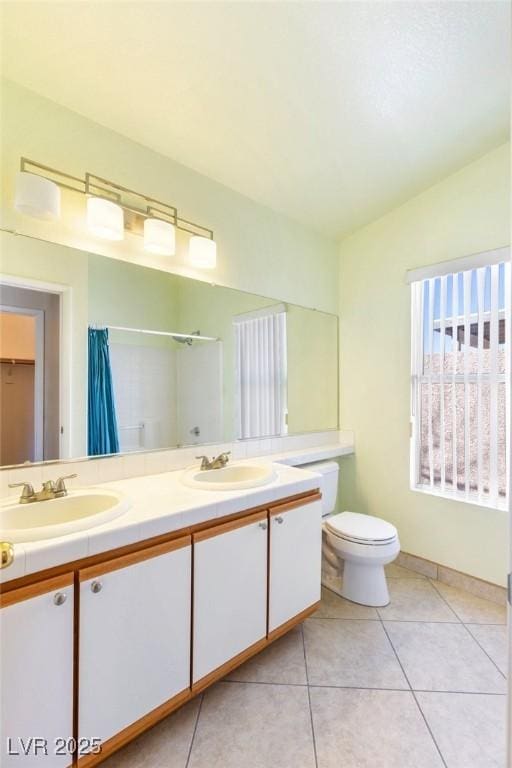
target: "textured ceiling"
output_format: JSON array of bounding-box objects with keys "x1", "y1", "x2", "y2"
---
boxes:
[{"x1": 1, "y1": 1, "x2": 509, "y2": 238}]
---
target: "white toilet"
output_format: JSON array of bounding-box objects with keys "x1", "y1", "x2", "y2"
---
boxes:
[{"x1": 302, "y1": 460, "x2": 400, "y2": 607}]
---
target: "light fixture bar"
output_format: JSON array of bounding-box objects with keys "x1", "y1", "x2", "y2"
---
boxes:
[
  {"x1": 21, "y1": 157, "x2": 86, "y2": 195},
  {"x1": 18, "y1": 157, "x2": 213, "y2": 240},
  {"x1": 147, "y1": 205, "x2": 178, "y2": 226},
  {"x1": 176, "y1": 216, "x2": 214, "y2": 240},
  {"x1": 85, "y1": 172, "x2": 178, "y2": 224}
]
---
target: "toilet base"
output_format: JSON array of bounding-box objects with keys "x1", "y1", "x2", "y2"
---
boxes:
[{"x1": 341, "y1": 561, "x2": 390, "y2": 607}]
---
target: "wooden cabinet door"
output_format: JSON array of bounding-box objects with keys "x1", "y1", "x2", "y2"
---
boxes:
[
  {"x1": 0, "y1": 574, "x2": 74, "y2": 767},
  {"x1": 192, "y1": 511, "x2": 268, "y2": 688},
  {"x1": 268, "y1": 497, "x2": 322, "y2": 633},
  {"x1": 78, "y1": 538, "x2": 191, "y2": 755}
]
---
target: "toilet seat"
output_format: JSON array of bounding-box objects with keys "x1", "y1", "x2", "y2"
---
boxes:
[{"x1": 325, "y1": 511, "x2": 397, "y2": 546}]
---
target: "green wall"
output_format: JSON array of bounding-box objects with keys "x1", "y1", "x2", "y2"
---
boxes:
[
  {"x1": 0, "y1": 78, "x2": 339, "y2": 457},
  {"x1": 287, "y1": 306, "x2": 338, "y2": 434},
  {"x1": 1, "y1": 79, "x2": 339, "y2": 314},
  {"x1": 88, "y1": 253, "x2": 178, "y2": 348},
  {"x1": 170, "y1": 279, "x2": 339, "y2": 440},
  {"x1": 338, "y1": 143, "x2": 510, "y2": 586},
  {"x1": 0, "y1": 235, "x2": 338, "y2": 456}
]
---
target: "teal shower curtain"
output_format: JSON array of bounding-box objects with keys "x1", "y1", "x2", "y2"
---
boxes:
[{"x1": 88, "y1": 328, "x2": 120, "y2": 456}]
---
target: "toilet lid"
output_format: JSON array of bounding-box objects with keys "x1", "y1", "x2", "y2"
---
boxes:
[{"x1": 326, "y1": 511, "x2": 397, "y2": 544}]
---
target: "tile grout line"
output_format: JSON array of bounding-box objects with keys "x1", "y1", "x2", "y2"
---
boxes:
[
  {"x1": 463, "y1": 623, "x2": 508, "y2": 678},
  {"x1": 184, "y1": 693, "x2": 204, "y2": 768},
  {"x1": 375, "y1": 578, "x2": 461, "y2": 624},
  {"x1": 311, "y1": 613, "x2": 505, "y2": 627},
  {"x1": 310, "y1": 616, "x2": 464, "y2": 624},
  {"x1": 387, "y1": 573, "x2": 507, "y2": 608},
  {"x1": 221, "y1": 677, "x2": 507, "y2": 695},
  {"x1": 428, "y1": 579, "x2": 507, "y2": 681},
  {"x1": 378, "y1": 615, "x2": 449, "y2": 768},
  {"x1": 464, "y1": 621, "x2": 508, "y2": 628},
  {"x1": 223, "y1": 678, "x2": 308, "y2": 688},
  {"x1": 308, "y1": 684, "x2": 507, "y2": 696},
  {"x1": 301, "y1": 623, "x2": 319, "y2": 768}
]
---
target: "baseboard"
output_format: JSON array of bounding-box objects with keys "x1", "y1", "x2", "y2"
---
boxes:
[
  {"x1": 321, "y1": 549, "x2": 506, "y2": 606},
  {"x1": 396, "y1": 551, "x2": 507, "y2": 606}
]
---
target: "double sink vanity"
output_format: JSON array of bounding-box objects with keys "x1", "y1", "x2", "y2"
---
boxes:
[
  {"x1": 0, "y1": 227, "x2": 347, "y2": 766},
  {"x1": 1, "y1": 458, "x2": 278, "y2": 545},
  {"x1": 0, "y1": 454, "x2": 327, "y2": 766}
]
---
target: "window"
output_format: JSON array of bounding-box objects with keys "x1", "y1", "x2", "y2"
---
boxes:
[
  {"x1": 410, "y1": 255, "x2": 510, "y2": 509},
  {"x1": 234, "y1": 304, "x2": 287, "y2": 439}
]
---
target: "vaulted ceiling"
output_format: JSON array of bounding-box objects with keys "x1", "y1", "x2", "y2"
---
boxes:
[{"x1": 1, "y1": 1, "x2": 509, "y2": 238}]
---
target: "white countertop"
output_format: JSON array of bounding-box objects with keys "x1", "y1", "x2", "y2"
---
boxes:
[
  {"x1": 2, "y1": 461, "x2": 323, "y2": 583},
  {"x1": 269, "y1": 441, "x2": 354, "y2": 466},
  {"x1": 1, "y1": 437, "x2": 354, "y2": 584}
]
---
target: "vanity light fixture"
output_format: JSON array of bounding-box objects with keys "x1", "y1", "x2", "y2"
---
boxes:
[
  {"x1": 189, "y1": 235, "x2": 217, "y2": 269},
  {"x1": 86, "y1": 197, "x2": 124, "y2": 241},
  {"x1": 14, "y1": 171, "x2": 61, "y2": 220},
  {"x1": 14, "y1": 158, "x2": 217, "y2": 268},
  {"x1": 143, "y1": 217, "x2": 176, "y2": 256}
]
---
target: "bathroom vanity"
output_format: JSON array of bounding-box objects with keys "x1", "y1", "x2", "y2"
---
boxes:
[
  {"x1": 0, "y1": 466, "x2": 322, "y2": 767},
  {"x1": 0, "y1": 226, "x2": 341, "y2": 766}
]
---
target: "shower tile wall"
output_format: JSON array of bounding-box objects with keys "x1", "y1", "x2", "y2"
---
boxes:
[{"x1": 110, "y1": 343, "x2": 177, "y2": 452}]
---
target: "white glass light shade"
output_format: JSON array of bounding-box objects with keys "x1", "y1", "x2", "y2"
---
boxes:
[
  {"x1": 143, "y1": 218, "x2": 176, "y2": 256},
  {"x1": 189, "y1": 236, "x2": 216, "y2": 269},
  {"x1": 87, "y1": 197, "x2": 124, "y2": 241},
  {"x1": 14, "y1": 171, "x2": 61, "y2": 220}
]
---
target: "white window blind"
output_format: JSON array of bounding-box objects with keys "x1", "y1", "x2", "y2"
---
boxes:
[
  {"x1": 410, "y1": 259, "x2": 510, "y2": 509},
  {"x1": 234, "y1": 307, "x2": 287, "y2": 440}
]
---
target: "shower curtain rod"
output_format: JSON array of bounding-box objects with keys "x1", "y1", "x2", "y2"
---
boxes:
[{"x1": 91, "y1": 324, "x2": 219, "y2": 342}]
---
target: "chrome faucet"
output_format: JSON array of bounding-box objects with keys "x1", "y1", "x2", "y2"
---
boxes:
[
  {"x1": 9, "y1": 474, "x2": 77, "y2": 504},
  {"x1": 196, "y1": 452, "x2": 231, "y2": 470}
]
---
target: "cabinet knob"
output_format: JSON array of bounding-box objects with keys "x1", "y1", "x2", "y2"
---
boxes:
[
  {"x1": 91, "y1": 581, "x2": 103, "y2": 594},
  {"x1": 53, "y1": 592, "x2": 67, "y2": 606},
  {"x1": 258, "y1": 521, "x2": 268, "y2": 530},
  {"x1": 275, "y1": 516, "x2": 284, "y2": 524}
]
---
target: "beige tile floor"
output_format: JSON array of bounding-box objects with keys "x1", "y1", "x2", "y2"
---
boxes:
[{"x1": 103, "y1": 565, "x2": 507, "y2": 768}]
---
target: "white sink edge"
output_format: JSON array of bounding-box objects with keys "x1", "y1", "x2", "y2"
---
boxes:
[
  {"x1": 0, "y1": 491, "x2": 131, "y2": 544},
  {"x1": 181, "y1": 461, "x2": 278, "y2": 491}
]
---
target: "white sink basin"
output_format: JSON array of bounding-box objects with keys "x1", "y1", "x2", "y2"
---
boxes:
[
  {"x1": 0, "y1": 489, "x2": 130, "y2": 543},
  {"x1": 182, "y1": 462, "x2": 277, "y2": 491}
]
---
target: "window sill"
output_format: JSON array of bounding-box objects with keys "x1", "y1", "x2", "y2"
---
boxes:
[{"x1": 411, "y1": 483, "x2": 508, "y2": 512}]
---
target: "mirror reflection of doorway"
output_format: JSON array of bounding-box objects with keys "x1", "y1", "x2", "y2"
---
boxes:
[
  {"x1": 0, "y1": 311, "x2": 39, "y2": 464},
  {"x1": 0, "y1": 285, "x2": 60, "y2": 466}
]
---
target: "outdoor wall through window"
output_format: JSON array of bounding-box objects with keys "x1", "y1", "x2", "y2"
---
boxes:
[{"x1": 409, "y1": 250, "x2": 510, "y2": 509}]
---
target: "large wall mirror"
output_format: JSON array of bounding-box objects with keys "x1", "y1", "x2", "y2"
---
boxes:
[{"x1": 0, "y1": 232, "x2": 338, "y2": 467}]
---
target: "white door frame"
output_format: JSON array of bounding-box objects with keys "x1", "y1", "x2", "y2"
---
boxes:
[
  {"x1": 0, "y1": 304, "x2": 44, "y2": 461},
  {"x1": 0, "y1": 273, "x2": 73, "y2": 460}
]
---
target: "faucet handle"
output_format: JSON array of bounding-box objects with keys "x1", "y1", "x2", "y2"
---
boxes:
[
  {"x1": 8, "y1": 482, "x2": 35, "y2": 500},
  {"x1": 195, "y1": 455, "x2": 211, "y2": 470},
  {"x1": 55, "y1": 474, "x2": 77, "y2": 494}
]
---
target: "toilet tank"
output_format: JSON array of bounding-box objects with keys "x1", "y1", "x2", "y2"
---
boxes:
[{"x1": 300, "y1": 460, "x2": 339, "y2": 516}]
